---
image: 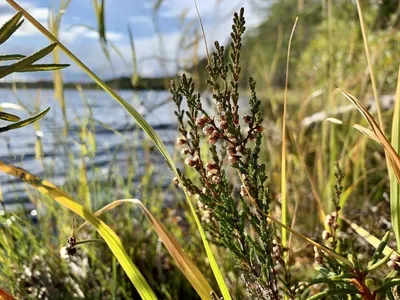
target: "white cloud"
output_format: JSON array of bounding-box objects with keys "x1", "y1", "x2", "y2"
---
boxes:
[{"x1": 59, "y1": 26, "x2": 124, "y2": 43}]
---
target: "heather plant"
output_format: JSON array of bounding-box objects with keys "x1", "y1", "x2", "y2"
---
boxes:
[{"x1": 172, "y1": 8, "x2": 400, "y2": 300}]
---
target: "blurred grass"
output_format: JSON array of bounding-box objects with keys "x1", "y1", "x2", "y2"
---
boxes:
[{"x1": 1, "y1": 0, "x2": 400, "y2": 298}]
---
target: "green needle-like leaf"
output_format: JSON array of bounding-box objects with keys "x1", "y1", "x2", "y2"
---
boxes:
[
  {"x1": 0, "y1": 43, "x2": 58, "y2": 79},
  {"x1": 0, "y1": 111, "x2": 20, "y2": 122},
  {"x1": 0, "y1": 54, "x2": 25, "y2": 61},
  {"x1": 0, "y1": 12, "x2": 24, "y2": 44},
  {"x1": 0, "y1": 63, "x2": 70, "y2": 73},
  {"x1": 0, "y1": 107, "x2": 49, "y2": 133}
]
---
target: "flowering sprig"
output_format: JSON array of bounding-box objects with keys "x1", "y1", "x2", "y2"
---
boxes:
[{"x1": 171, "y1": 8, "x2": 279, "y2": 299}]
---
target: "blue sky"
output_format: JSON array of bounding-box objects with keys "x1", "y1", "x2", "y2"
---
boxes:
[{"x1": 0, "y1": 0, "x2": 267, "y2": 81}]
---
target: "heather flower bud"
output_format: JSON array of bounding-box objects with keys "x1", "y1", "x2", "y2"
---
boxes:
[
  {"x1": 240, "y1": 185, "x2": 247, "y2": 197},
  {"x1": 322, "y1": 230, "x2": 331, "y2": 240},
  {"x1": 255, "y1": 125, "x2": 263, "y2": 133},
  {"x1": 209, "y1": 136, "x2": 219, "y2": 145},
  {"x1": 206, "y1": 162, "x2": 218, "y2": 170},
  {"x1": 181, "y1": 148, "x2": 190, "y2": 155},
  {"x1": 243, "y1": 115, "x2": 252, "y2": 124},
  {"x1": 176, "y1": 137, "x2": 186, "y2": 145},
  {"x1": 235, "y1": 144, "x2": 246, "y2": 154},
  {"x1": 387, "y1": 259, "x2": 400, "y2": 271},
  {"x1": 248, "y1": 133, "x2": 255, "y2": 141},
  {"x1": 325, "y1": 214, "x2": 334, "y2": 226},
  {"x1": 211, "y1": 130, "x2": 220, "y2": 137},
  {"x1": 229, "y1": 155, "x2": 240, "y2": 163},
  {"x1": 207, "y1": 170, "x2": 218, "y2": 177},
  {"x1": 203, "y1": 125, "x2": 214, "y2": 136},
  {"x1": 220, "y1": 120, "x2": 228, "y2": 130},
  {"x1": 390, "y1": 253, "x2": 400, "y2": 262},
  {"x1": 212, "y1": 175, "x2": 221, "y2": 184},
  {"x1": 195, "y1": 116, "x2": 207, "y2": 128},
  {"x1": 173, "y1": 177, "x2": 179, "y2": 185},
  {"x1": 226, "y1": 146, "x2": 237, "y2": 155},
  {"x1": 185, "y1": 158, "x2": 195, "y2": 167}
]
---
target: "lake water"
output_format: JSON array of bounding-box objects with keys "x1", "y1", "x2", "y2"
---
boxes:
[{"x1": 0, "y1": 88, "x2": 179, "y2": 211}]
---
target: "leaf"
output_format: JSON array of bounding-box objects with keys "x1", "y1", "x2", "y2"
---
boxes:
[
  {"x1": 0, "y1": 161, "x2": 157, "y2": 300},
  {"x1": 268, "y1": 215, "x2": 352, "y2": 267},
  {"x1": 0, "y1": 111, "x2": 20, "y2": 122},
  {"x1": 0, "y1": 54, "x2": 25, "y2": 61},
  {"x1": 0, "y1": 107, "x2": 49, "y2": 133},
  {"x1": 391, "y1": 66, "x2": 400, "y2": 252},
  {"x1": 0, "y1": 12, "x2": 24, "y2": 45},
  {"x1": 340, "y1": 87, "x2": 400, "y2": 252},
  {"x1": 79, "y1": 199, "x2": 214, "y2": 300},
  {"x1": 0, "y1": 43, "x2": 58, "y2": 79},
  {"x1": 325, "y1": 117, "x2": 343, "y2": 124},
  {"x1": 353, "y1": 124, "x2": 381, "y2": 144},
  {"x1": 340, "y1": 216, "x2": 397, "y2": 257},
  {"x1": 0, "y1": 63, "x2": 70, "y2": 73},
  {"x1": 307, "y1": 289, "x2": 359, "y2": 300},
  {"x1": 6, "y1": 2, "x2": 231, "y2": 298}
]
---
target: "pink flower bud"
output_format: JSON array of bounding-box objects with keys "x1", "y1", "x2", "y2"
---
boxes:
[
  {"x1": 195, "y1": 116, "x2": 207, "y2": 128},
  {"x1": 220, "y1": 120, "x2": 228, "y2": 130},
  {"x1": 229, "y1": 155, "x2": 240, "y2": 163},
  {"x1": 243, "y1": 115, "x2": 252, "y2": 124},
  {"x1": 255, "y1": 125, "x2": 264, "y2": 133},
  {"x1": 203, "y1": 125, "x2": 214, "y2": 136},
  {"x1": 184, "y1": 158, "x2": 195, "y2": 167},
  {"x1": 206, "y1": 162, "x2": 218, "y2": 170},
  {"x1": 176, "y1": 137, "x2": 186, "y2": 145},
  {"x1": 212, "y1": 175, "x2": 221, "y2": 184},
  {"x1": 181, "y1": 148, "x2": 190, "y2": 155},
  {"x1": 209, "y1": 136, "x2": 219, "y2": 145},
  {"x1": 227, "y1": 146, "x2": 236, "y2": 155},
  {"x1": 322, "y1": 230, "x2": 331, "y2": 240}
]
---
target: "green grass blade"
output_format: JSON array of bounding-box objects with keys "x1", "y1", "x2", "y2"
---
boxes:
[
  {"x1": 6, "y1": 1, "x2": 231, "y2": 297},
  {"x1": 391, "y1": 66, "x2": 400, "y2": 251},
  {"x1": 0, "y1": 43, "x2": 58, "y2": 79},
  {"x1": 0, "y1": 107, "x2": 49, "y2": 133},
  {"x1": 0, "y1": 111, "x2": 20, "y2": 122},
  {"x1": 0, "y1": 12, "x2": 24, "y2": 45},
  {"x1": 0, "y1": 54, "x2": 25, "y2": 61},
  {"x1": 0, "y1": 63, "x2": 69, "y2": 73},
  {"x1": 281, "y1": 16, "x2": 298, "y2": 255},
  {"x1": 0, "y1": 161, "x2": 157, "y2": 300},
  {"x1": 79, "y1": 199, "x2": 214, "y2": 300},
  {"x1": 341, "y1": 215, "x2": 398, "y2": 257}
]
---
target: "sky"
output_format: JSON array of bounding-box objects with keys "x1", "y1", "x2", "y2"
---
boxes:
[{"x1": 0, "y1": 0, "x2": 268, "y2": 82}]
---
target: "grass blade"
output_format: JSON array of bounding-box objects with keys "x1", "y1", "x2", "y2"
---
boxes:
[
  {"x1": 390, "y1": 66, "x2": 400, "y2": 251},
  {"x1": 0, "y1": 107, "x2": 49, "y2": 133},
  {"x1": 79, "y1": 199, "x2": 214, "y2": 300},
  {"x1": 341, "y1": 88, "x2": 400, "y2": 251},
  {"x1": 340, "y1": 216, "x2": 397, "y2": 257},
  {"x1": 0, "y1": 12, "x2": 23, "y2": 45},
  {"x1": 5, "y1": 1, "x2": 231, "y2": 297},
  {"x1": 0, "y1": 43, "x2": 58, "y2": 79},
  {"x1": 0, "y1": 161, "x2": 157, "y2": 300},
  {"x1": 281, "y1": 16, "x2": 298, "y2": 255},
  {"x1": 268, "y1": 215, "x2": 352, "y2": 267}
]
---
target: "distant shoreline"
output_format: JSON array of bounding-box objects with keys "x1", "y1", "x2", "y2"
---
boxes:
[{"x1": 0, "y1": 76, "x2": 174, "y2": 91}]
